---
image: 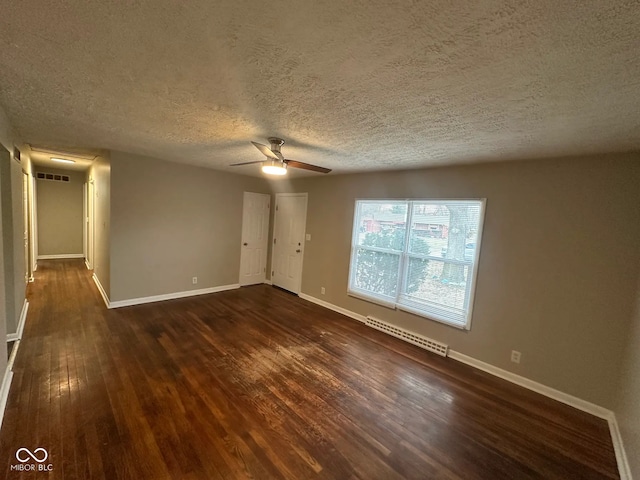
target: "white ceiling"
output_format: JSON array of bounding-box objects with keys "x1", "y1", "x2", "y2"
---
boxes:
[{"x1": 1, "y1": 1, "x2": 639, "y2": 177}]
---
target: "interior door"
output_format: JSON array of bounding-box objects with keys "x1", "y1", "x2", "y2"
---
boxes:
[
  {"x1": 22, "y1": 172, "x2": 30, "y2": 282},
  {"x1": 83, "y1": 182, "x2": 87, "y2": 262},
  {"x1": 272, "y1": 193, "x2": 307, "y2": 294},
  {"x1": 239, "y1": 192, "x2": 270, "y2": 286},
  {"x1": 31, "y1": 176, "x2": 37, "y2": 271},
  {"x1": 86, "y1": 180, "x2": 95, "y2": 269}
]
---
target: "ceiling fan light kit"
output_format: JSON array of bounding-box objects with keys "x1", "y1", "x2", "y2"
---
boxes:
[
  {"x1": 230, "y1": 137, "x2": 331, "y2": 175},
  {"x1": 262, "y1": 160, "x2": 287, "y2": 175}
]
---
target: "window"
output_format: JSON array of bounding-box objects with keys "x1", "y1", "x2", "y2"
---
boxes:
[{"x1": 348, "y1": 199, "x2": 485, "y2": 329}]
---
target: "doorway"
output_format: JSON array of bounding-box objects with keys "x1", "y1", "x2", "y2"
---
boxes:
[
  {"x1": 22, "y1": 171, "x2": 32, "y2": 282},
  {"x1": 271, "y1": 193, "x2": 307, "y2": 294},
  {"x1": 239, "y1": 192, "x2": 270, "y2": 286},
  {"x1": 85, "y1": 179, "x2": 95, "y2": 269}
]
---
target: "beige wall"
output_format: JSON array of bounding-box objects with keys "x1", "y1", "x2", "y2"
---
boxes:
[
  {"x1": 280, "y1": 153, "x2": 640, "y2": 409},
  {"x1": 7, "y1": 154, "x2": 27, "y2": 333},
  {"x1": 614, "y1": 278, "x2": 640, "y2": 478},
  {"x1": 9, "y1": 151, "x2": 25, "y2": 334},
  {"x1": 0, "y1": 104, "x2": 27, "y2": 363},
  {"x1": 36, "y1": 168, "x2": 84, "y2": 256},
  {"x1": 0, "y1": 145, "x2": 9, "y2": 370},
  {"x1": 88, "y1": 155, "x2": 111, "y2": 298},
  {"x1": 0, "y1": 149, "x2": 16, "y2": 332},
  {"x1": 0, "y1": 108, "x2": 27, "y2": 338},
  {"x1": 109, "y1": 151, "x2": 270, "y2": 302}
]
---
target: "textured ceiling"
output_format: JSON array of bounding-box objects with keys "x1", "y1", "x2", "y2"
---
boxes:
[{"x1": 1, "y1": 1, "x2": 639, "y2": 176}]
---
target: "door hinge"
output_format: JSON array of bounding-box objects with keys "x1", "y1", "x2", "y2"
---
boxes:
[
  {"x1": 272, "y1": 271, "x2": 274, "y2": 276},
  {"x1": 274, "y1": 238, "x2": 276, "y2": 244},
  {"x1": 276, "y1": 205, "x2": 278, "y2": 211}
]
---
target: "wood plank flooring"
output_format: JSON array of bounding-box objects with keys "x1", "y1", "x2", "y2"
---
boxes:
[{"x1": 0, "y1": 260, "x2": 619, "y2": 479}]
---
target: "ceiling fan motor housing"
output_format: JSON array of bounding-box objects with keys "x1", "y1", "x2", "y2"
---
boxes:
[{"x1": 268, "y1": 137, "x2": 285, "y2": 155}]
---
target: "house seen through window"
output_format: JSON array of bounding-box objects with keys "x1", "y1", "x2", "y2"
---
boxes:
[{"x1": 348, "y1": 199, "x2": 485, "y2": 329}]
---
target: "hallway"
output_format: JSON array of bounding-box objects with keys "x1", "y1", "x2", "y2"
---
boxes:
[{"x1": 0, "y1": 260, "x2": 620, "y2": 479}]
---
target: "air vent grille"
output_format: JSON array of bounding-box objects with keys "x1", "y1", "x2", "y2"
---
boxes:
[
  {"x1": 36, "y1": 172, "x2": 70, "y2": 183},
  {"x1": 365, "y1": 316, "x2": 448, "y2": 357}
]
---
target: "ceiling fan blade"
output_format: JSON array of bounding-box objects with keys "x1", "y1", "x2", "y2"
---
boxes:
[
  {"x1": 285, "y1": 159, "x2": 332, "y2": 174},
  {"x1": 230, "y1": 160, "x2": 266, "y2": 166},
  {"x1": 251, "y1": 141, "x2": 280, "y2": 160}
]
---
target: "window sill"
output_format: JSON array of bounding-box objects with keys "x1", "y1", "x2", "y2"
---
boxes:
[
  {"x1": 347, "y1": 290, "x2": 397, "y2": 310},
  {"x1": 396, "y1": 304, "x2": 468, "y2": 330},
  {"x1": 347, "y1": 290, "x2": 470, "y2": 330}
]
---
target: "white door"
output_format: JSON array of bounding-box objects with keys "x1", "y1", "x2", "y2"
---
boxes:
[
  {"x1": 31, "y1": 176, "x2": 37, "y2": 271},
  {"x1": 272, "y1": 193, "x2": 307, "y2": 294},
  {"x1": 239, "y1": 192, "x2": 270, "y2": 286},
  {"x1": 83, "y1": 182, "x2": 87, "y2": 261},
  {"x1": 86, "y1": 180, "x2": 95, "y2": 269},
  {"x1": 22, "y1": 172, "x2": 30, "y2": 282}
]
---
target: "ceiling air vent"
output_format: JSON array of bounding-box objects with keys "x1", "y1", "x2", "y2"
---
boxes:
[
  {"x1": 13, "y1": 147, "x2": 21, "y2": 163},
  {"x1": 36, "y1": 172, "x2": 71, "y2": 183}
]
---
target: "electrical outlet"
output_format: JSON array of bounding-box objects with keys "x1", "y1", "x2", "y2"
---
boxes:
[
  {"x1": 306, "y1": 233, "x2": 311, "y2": 241},
  {"x1": 511, "y1": 350, "x2": 521, "y2": 364},
  {"x1": 321, "y1": 287, "x2": 325, "y2": 295},
  {"x1": 192, "y1": 277, "x2": 198, "y2": 285}
]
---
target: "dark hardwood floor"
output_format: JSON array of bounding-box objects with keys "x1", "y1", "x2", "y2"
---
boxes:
[{"x1": 0, "y1": 260, "x2": 619, "y2": 479}]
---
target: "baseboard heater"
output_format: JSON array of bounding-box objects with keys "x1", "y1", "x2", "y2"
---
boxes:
[{"x1": 365, "y1": 315, "x2": 449, "y2": 357}]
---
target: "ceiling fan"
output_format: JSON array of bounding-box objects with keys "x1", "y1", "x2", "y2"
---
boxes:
[{"x1": 230, "y1": 137, "x2": 331, "y2": 175}]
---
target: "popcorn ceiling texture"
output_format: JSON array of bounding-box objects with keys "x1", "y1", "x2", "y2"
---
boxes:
[{"x1": 0, "y1": 0, "x2": 639, "y2": 175}]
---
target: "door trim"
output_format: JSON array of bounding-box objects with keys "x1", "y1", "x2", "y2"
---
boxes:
[
  {"x1": 29, "y1": 175, "x2": 37, "y2": 277},
  {"x1": 22, "y1": 171, "x2": 32, "y2": 283},
  {"x1": 271, "y1": 193, "x2": 308, "y2": 295}
]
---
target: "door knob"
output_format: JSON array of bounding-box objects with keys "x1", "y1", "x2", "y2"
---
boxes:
[
  {"x1": 296, "y1": 249, "x2": 301, "y2": 253},
  {"x1": 243, "y1": 242, "x2": 248, "y2": 246}
]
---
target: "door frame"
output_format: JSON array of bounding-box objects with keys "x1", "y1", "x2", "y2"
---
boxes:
[
  {"x1": 86, "y1": 179, "x2": 95, "y2": 270},
  {"x1": 22, "y1": 171, "x2": 32, "y2": 282},
  {"x1": 83, "y1": 181, "x2": 87, "y2": 262},
  {"x1": 30, "y1": 175, "x2": 37, "y2": 275},
  {"x1": 271, "y1": 192, "x2": 308, "y2": 295}
]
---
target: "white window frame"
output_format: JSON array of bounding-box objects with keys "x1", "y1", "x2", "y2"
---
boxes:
[{"x1": 348, "y1": 198, "x2": 486, "y2": 330}]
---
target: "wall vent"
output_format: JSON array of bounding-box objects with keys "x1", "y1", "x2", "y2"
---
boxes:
[
  {"x1": 365, "y1": 315, "x2": 448, "y2": 357},
  {"x1": 36, "y1": 172, "x2": 70, "y2": 183}
]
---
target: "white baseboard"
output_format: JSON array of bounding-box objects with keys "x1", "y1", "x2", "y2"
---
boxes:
[
  {"x1": 6, "y1": 300, "x2": 28, "y2": 342},
  {"x1": 1, "y1": 339, "x2": 21, "y2": 430},
  {"x1": 296, "y1": 293, "x2": 629, "y2": 479},
  {"x1": 0, "y1": 367, "x2": 14, "y2": 430},
  {"x1": 299, "y1": 293, "x2": 367, "y2": 323},
  {"x1": 108, "y1": 284, "x2": 240, "y2": 309},
  {"x1": 92, "y1": 274, "x2": 111, "y2": 309},
  {"x1": 447, "y1": 350, "x2": 612, "y2": 419},
  {"x1": 7, "y1": 340, "x2": 19, "y2": 373},
  {"x1": 38, "y1": 254, "x2": 84, "y2": 260},
  {"x1": 264, "y1": 279, "x2": 273, "y2": 285},
  {"x1": 85, "y1": 260, "x2": 92, "y2": 270},
  {"x1": 607, "y1": 414, "x2": 632, "y2": 480}
]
